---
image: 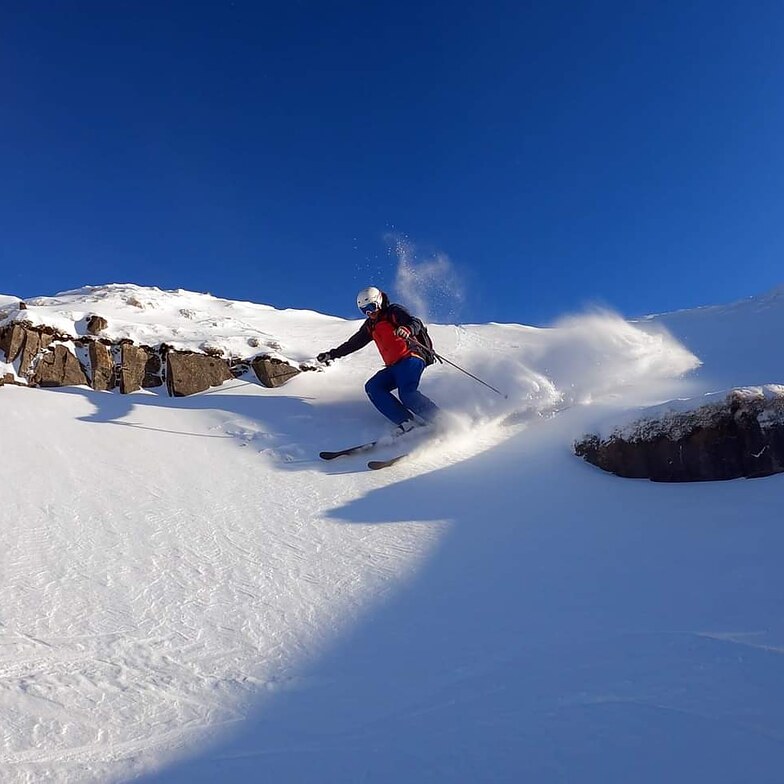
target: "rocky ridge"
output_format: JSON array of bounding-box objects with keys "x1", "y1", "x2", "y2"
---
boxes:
[{"x1": 0, "y1": 295, "x2": 309, "y2": 396}]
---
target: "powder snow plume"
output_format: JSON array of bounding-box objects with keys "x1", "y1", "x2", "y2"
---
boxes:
[
  {"x1": 388, "y1": 235, "x2": 465, "y2": 322},
  {"x1": 539, "y1": 308, "x2": 703, "y2": 404},
  {"x1": 423, "y1": 308, "x2": 702, "y2": 424}
]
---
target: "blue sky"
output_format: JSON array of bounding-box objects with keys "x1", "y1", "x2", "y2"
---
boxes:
[{"x1": 2, "y1": 1, "x2": 783, "y2": 324}]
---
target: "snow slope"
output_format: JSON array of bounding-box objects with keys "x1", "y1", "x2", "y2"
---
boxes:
[{"x1": 1, "y1": 285, "x2": 782, "y2": 783}]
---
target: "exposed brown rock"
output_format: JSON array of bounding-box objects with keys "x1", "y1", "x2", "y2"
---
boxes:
[
  {"x1": 166, "y1": 351, "x2": 232, "y2": 396},
  {"x1": 1, "y1": 324, "x2": 28, "y2": 362},
  {"x1": 1, "y1": 318, "x2": 307, "y2": 399},
  {"x1": 0, "y1": 328, "x2": 10, "y2": 361},
  {"x1": 20, "y1": 330, "x2": 54, "y2": 378},
  {"x1": 86, "y1": 315, "x2": 109, "y2": 335},
  {"x1": 120, "y1": 344, "x2": 150, "y2": 394},
  {"x1": 251, "y1": 356, "x2": 301, "y2": 388},
  {"x1": 89, "y1": 341, "x2": 116, "y2": 391},
  {"x1": 575, "y1": 388, "x2": 784, "y2": 482},
  {"x1": 0, "y1": 324, "x2": 54, "y2": 375},
  {"x1": 30, "y1": 345, "x2": 89, "y2": 388}
]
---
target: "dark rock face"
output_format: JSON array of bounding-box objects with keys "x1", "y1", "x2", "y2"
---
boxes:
[
  {"x1": 1, "y1": 324, "x2": 32, "y2": 363},
  {"x1": 20, "y1": 330, "x2": 54, "y2": 378},
  {"x1": 30, "y1": 345, "x2": 89, "y2": 388},
  {"x1": 143, "y1": 352, "x2": 163, "y2": 388},
  {"x1": 252, "y1": 356, "x2": 301, "y2": 388},
  {"x1": 89, "y1": 341, "x2": 116, "y2": 391},
  {"x1": 120, "y1": 344, "x2": 151, "y2": 394},
  {"x1": 86, "y1": 315, "x2": 109, "y2": 335},
  {"x1": 0, "y1": 324, "x2": 22, "y2": 362},
  {"x1": 166, "y1": 352, "x2": 233, "y2": 396},
  {"x1": 1, "y1": 321, "x2": 304, "y2": 397},
  {"x1": 0, "y1": 324, "x2": 54, "y2": 377},
  {"x1": 575, "y1": 388, "x2": 784, "y2": 482}
]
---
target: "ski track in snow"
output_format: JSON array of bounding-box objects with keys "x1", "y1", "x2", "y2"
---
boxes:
[{"x1": 1, "y1": 285, "x2": 783, "y2": 782}]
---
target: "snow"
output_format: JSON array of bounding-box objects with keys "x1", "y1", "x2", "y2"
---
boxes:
[
  {"x1": 639, "y1": 285, "x2": 784, "y2": 391},
  {"x1": 1, "y1": 284, "x2": 783, "y2": 783},
  {"x1": 590, "y1": 385, "x2": 784, "y2": 442},
  {"x1": 0, "y1": 284, "x2": 344, "y2": 362}
]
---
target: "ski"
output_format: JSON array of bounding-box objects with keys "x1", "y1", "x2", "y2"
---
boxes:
[
  {"x1": 319, "y1": 441, "x2": 378, "y2": 460},
  {"x1": 368, "y1": 454, "x2": 408, "y2": 470},
  {"x1": 320, "y1": 423, "x2": 428, "y2": 461}
]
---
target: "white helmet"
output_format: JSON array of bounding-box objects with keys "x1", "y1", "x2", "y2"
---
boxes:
[{"x1": 357, "y1": 286, "x2": 384, "y2": 315}]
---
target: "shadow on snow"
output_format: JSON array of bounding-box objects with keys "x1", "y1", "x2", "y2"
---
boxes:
[
  {"x1": 47, "y1": 381, "x2": 385, "y2": 468},
  {"x1": 134, "y1": 409, "x2": 784, "y2": 784}
]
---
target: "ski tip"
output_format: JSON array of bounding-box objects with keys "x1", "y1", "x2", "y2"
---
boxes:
[
  {"x1": 320, "y1": 440, "x2": 379, "y2": 461},
  {"x1": 368, "y1": 455, "x2": 408, "y2": 470}
]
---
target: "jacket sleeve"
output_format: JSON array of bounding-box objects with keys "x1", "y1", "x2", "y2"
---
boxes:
[{"x1": 330, "y1": 321, "x2": 373, "y2": 358}]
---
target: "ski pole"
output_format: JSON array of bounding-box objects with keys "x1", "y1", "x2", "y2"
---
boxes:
[{"x1": 434, "y1": 352, "x2": 508, "y2": 399}]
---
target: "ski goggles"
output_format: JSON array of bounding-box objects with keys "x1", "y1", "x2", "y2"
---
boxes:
[{"x1": 359, "y1": 301, "x2": 380, "y2": 315}]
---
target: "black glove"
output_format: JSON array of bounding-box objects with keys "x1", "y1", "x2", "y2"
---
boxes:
[{"x1": 317, "y1": 350, "x2": 334, "y2": 364}]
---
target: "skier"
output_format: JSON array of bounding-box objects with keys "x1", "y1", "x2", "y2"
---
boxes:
[{"x1": 317, "y1": 286, "x2": 440, "y2": 432}]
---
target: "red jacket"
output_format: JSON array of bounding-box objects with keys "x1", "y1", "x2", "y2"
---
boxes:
[
  {"x1": 330, "y1": 304, "x2": 425, "y2": 367},
  {"x1": 369, "y1": 316, "x2": 413, "y2": 366}
]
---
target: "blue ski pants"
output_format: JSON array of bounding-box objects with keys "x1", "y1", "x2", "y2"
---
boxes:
[{"x1": 365, "y1": 357, "x2": 440, "y2": 426}]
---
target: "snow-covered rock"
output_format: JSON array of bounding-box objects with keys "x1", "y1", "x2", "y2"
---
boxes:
[
  {"x1": 0, "y1": 286, "x2": 314, "y2": 395},
  {"x1": 575, "y1": 386, "x2": 784, "y2": 481}
]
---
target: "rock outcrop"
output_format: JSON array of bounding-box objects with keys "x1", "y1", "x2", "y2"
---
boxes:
[
  {"x1": 86, "y1": 315, "x2": 109, "y2": 335},
  {"x1": 20, "y1": 330, "x2": 55, "y2": 378},
  {"x1": 1, "y1": 324, "x2": 53, "y2": 369},
  {"x1": 252, "y1": 356, "x2": 301, "y2": 388},
  {"x1": 575, "y1": 387, "x2": 784, "y2": 482},
  {"x1": 89, "y1": 341, "x2": 116, "y2": 391},
  {"x1": 0, "y1": 319, "x2": 309, "y2": 397},
  {"x1": 166, "y1": 352, "x2": 233, "y2": 397},
  {"x1": 119, "y1": 344, "x2": 163, "y2": 394},
  {"x1": 0, "y1": 323, "x2": 27, "y2": 362},
  {"x1": 30, "y1": 345, "x2": 89, "y2": 388}
]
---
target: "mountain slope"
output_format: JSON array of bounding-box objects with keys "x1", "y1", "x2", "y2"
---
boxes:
[{"x1": 1, "y1": 285, "x2": 782, "y2": 783}]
